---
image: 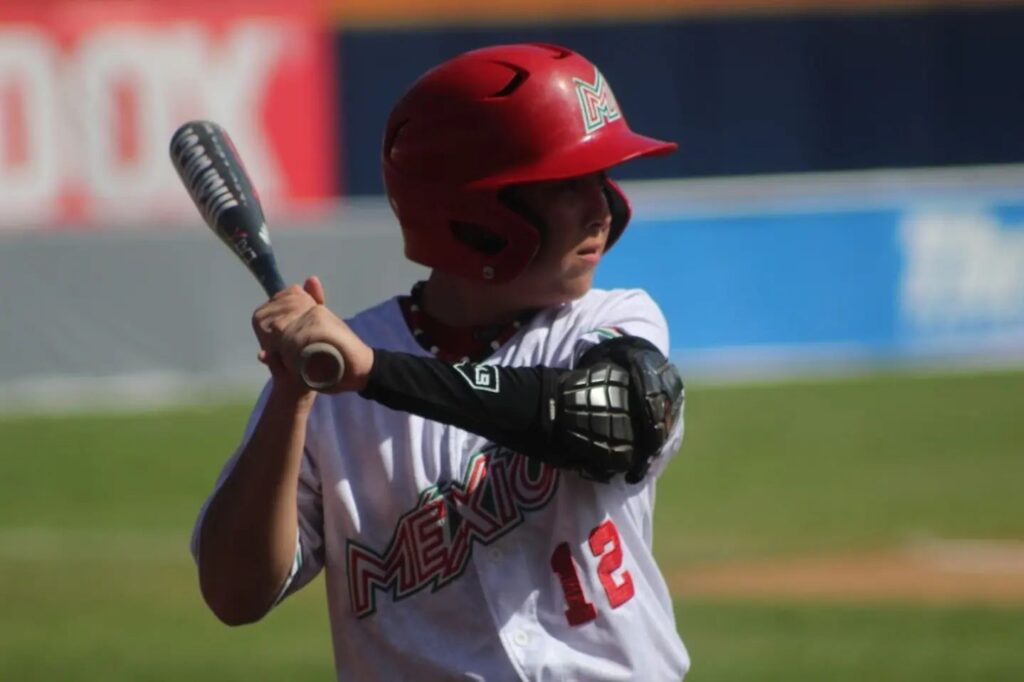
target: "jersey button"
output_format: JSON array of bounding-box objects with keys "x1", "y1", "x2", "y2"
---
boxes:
[
  {"x1": 488, "y1": 547, "x2": 503, "y2": 562},
  {"x1": 512, "y1": 630, "x2": 530, "y2": 647}
]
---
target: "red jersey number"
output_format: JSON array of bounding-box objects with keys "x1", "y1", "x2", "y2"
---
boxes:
[
  {"x1": 550, "y1": 519, "x2": 635, "y2": 626},
  {"x1": 589, "y1": 519, "x2": 635, "y2": 608}
]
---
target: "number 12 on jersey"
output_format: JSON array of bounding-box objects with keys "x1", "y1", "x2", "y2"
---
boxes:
[{"x1": 550, "y1": 519, "x2": 635, "y2": 626}]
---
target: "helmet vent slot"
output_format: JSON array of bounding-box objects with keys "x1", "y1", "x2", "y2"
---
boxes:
[
  {"x1": 451, "y1": 221, "x2": 508, "y2": 255},
  {"x1": 487, "y1": 63, "x2": 529, "y2": 98},
  {"x1": 533, "y1": 43, "x2": 572, "y2": 59}
]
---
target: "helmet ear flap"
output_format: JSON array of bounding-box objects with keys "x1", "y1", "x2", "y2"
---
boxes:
[
  {"x1": 450, "y1": 221, "x2": 509, "y2": 255},
  {"x1": 603, "y1": 177, "x2": 632, "y2": 251},
  {"x1": 497, "y1": 185, "x2": 548, "y2": 237},
  {"x1": 498, "y1": 177, "x2": 632, "y2": 256}
]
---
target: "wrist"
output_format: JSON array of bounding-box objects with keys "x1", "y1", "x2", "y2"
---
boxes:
[
  {"x1": 352, "y1": 347, "x2": 375, "y2": 393},
  {"x1": 267, "y1": 379, "x2": 317, "y2": 415},
  {"x1": 356, "y1": 347, "x2": 385, "y2": 398}
]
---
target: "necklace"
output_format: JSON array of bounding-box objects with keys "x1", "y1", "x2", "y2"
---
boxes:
[{"x1": 398, "y1": 281, "x2": 533, "y2": 363}]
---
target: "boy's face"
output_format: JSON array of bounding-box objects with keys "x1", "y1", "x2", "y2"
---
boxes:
[{"x1": 503, "y1": 171, "x2": 612, "y2": 307}]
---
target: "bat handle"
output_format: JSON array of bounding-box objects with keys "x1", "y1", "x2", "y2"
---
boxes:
[
  {"x1": 257, "y1": 255, "x2": 288, "y2": 299},
  {"x1": 298, "y1": 342, "x2": 347, "y2": 391},
  {"x1": 259, "y1": 266, "x2": 343, "y2": 391}
]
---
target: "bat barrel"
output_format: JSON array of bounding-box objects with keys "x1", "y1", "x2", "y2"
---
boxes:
[
  {"x1": 169, "y1": 121, "x2": 278, "y2": 284},
  {"x1": 170, "y1": 119, "x2": 347, "y2": 392}
]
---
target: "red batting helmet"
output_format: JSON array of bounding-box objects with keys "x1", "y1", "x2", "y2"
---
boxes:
[{"x1": 382, "y1": 43, "x2": 677, "y2": 283}]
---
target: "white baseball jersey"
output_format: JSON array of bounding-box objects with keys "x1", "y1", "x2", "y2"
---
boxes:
[{"x1": 192, "y1": 287, "x2": 689, "y2": 681}]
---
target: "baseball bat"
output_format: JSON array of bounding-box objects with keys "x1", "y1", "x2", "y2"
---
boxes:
[{"x1": 169, "y1": 120, "x2": 345, "y2": 391}]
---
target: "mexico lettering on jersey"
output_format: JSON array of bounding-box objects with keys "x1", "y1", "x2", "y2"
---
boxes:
[{"x1": 347, "y1": 444, "x2": 559, "y2": 618}]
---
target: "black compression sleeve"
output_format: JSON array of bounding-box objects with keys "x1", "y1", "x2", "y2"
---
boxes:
[{"x1": 358, "y1": 349, "x2": 561, "y2": 456}]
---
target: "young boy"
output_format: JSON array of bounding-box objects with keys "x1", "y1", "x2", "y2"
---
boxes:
[{"x1": 192, "y1": 43, "x2": 689, "y2": 680}]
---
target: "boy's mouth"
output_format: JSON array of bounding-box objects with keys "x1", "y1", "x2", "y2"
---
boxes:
[{"x1": 576, "y1": 244, "x2": 603, "y2": 264}]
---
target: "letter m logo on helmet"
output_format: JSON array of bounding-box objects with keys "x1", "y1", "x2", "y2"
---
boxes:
[{"x1": 573, "y1": 70, "x2": 621, "y2": 134}]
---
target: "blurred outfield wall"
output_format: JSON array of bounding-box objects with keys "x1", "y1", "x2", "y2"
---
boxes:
[
  {"x1": 1, "y1": 0, "x2": 1023, "y2": 409},
  {"x1": 606, "y1": 167, "x2": 1024, "y2": 377},
  {"x1": 2, "y1": 167, "x2": 1023, "y2": 410}
]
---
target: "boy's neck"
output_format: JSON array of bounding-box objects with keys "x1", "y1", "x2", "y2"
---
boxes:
[{"x1": 420, "y1": 271, "x2": 530, "y2": 328}]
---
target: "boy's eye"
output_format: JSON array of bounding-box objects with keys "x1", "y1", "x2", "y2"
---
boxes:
[
  {"x1": 537, "y1": 172, "x2": 605, "y2": 198},
  {"x1": 553, "y1": 176, "x2": 590, "y2": 193}
]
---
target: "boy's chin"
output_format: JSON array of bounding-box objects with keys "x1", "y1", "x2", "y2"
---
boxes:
[
  {"x1": 511, "y1": 271, "x2": 595, "y2": 308},
  {"x1": 552, "y1": 275, "x2": 595, "y2": 304}
]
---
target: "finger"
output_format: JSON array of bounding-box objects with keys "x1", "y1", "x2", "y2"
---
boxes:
[
  {"x1": 258, "y1": 348, "x2": 292, "y2": 378},
  {"x1": 271, "y1": 283, "x2": 305, "y2": 301},
  {"x1": 253, "y1": 296, "x2": 317, "y2": 337},
  {"x1": 304, "y1": 276, "x2": 327, "y2": 306},
  {"x1": 254, "y1": 309, "x2": 304, "y2": 339},
  {"x1": 256, "y1": 347, "x2": 277, "y2": 369},
  {"x1": 255, "y1": 294, "x2": 312, "y2": 321},
  {"x1": 265, "y1": 351, "x2": 289, "y2": 376}
]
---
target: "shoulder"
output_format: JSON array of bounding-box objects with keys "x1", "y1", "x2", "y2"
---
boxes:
[
  {"x1": 561, "y1": 288, "x2": 669, "y2": 355},
  {"x1": 343, "y1": 296, "x2": 409, "y2": 350},
  {"x1": 345, "y1": 297, "x2": 398, "y2": 327},
  {"x1": 573, "y1": 287, "x2": 664, "y2": 315}
]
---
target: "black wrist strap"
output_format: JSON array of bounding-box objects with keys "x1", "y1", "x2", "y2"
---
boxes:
[{"x1": 359, "y1": 349, "x2": 561, "y2": 457}]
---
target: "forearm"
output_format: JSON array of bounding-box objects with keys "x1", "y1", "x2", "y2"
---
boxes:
[
  {"x1": 360, "y1": 342, "x2": 682, "y2": 483},
  {"x1": 197, "y1": 385, "x2": 313, "y2": 625},
  {"x1": 359, "y1": 350, "x2": 557, "y2": 455}
]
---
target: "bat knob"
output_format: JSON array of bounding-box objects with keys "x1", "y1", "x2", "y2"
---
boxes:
[{"x1": 298, "y1": 342, "x2": 346, "y2": 392}]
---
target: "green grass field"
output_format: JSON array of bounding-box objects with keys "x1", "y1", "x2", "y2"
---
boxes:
[{"x1": 1, "y1": 368, "x2": 1022, "y2": 681}]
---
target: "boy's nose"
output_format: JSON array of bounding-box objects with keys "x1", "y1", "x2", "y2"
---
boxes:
[{"x1": 581, "y1": 176, "x2": 612, "y2": 234}]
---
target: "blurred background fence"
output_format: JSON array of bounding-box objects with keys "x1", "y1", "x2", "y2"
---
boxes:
[
  {"x1": 2, "y1": 0, "x2": 1023, "y2": 409},
  {"x1": 0, "y1": 0, "x2": 1021, "y2": 402}
]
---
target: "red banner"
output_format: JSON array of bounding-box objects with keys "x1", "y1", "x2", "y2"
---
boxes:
[{"x1": 0, "y1": 0, "x2": 335, "y2": 229}]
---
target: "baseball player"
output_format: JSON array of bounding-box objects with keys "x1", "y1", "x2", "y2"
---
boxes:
[{"x1": 192, "y1": 43, "x2": 689, "y2": 681}]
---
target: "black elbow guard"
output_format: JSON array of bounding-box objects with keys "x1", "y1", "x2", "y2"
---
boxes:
[{"x1": 553, "y1": 336, "x2": 684, "y2": 484}]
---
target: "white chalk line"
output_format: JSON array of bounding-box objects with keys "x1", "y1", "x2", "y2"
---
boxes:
[{"x1": 908, "y1": 539, "x2": 1024, "y2": 574}]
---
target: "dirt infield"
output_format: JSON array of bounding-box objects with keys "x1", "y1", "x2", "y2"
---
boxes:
[{"x1": 668, "y1": 540, "x2": 1024, "y2": 605}]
